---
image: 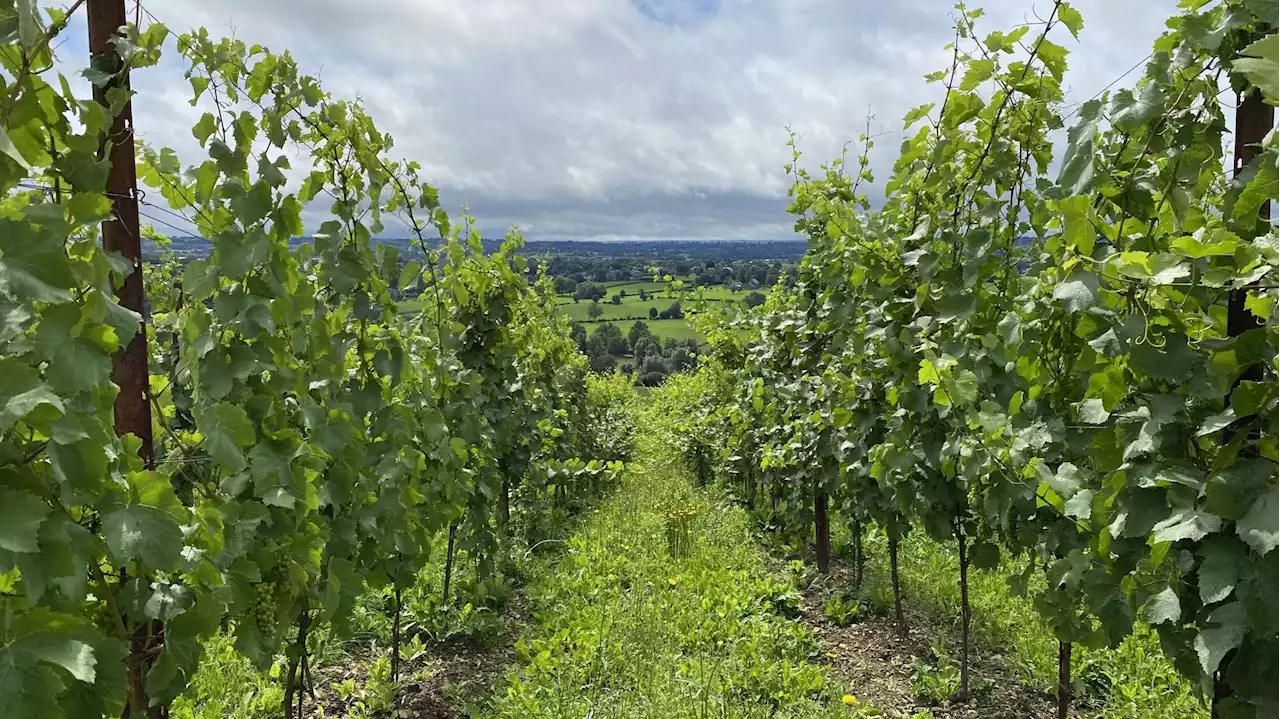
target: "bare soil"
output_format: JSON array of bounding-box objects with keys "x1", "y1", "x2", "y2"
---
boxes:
[
  {"x1": 301, "y1": 592, "x2": 527, "y2": 719},
  {"x1": 794, "y1": 560, "x2": 1064, "y2": 719}
]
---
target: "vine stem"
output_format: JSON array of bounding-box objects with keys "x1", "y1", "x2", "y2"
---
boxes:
[
  {"x1": 0, "y1": 0, "x2": 87, "y2": 126},
  {"x1": 888, "y1": 527, "x2": 907, "y2": 638},
  {"x1": 954, "y1": 520, "x2": 971, "y2": 703},
  {"x1": 1057, "y1": 640, "x2": 1072, "y2": 719}
]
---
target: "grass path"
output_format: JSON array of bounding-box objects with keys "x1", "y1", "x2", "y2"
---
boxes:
[{"x1": 481, "y1": 426, "x2": 851, "y2": 719}]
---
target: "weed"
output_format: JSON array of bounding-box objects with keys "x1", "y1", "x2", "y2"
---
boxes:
[
  {"x1": 863, "y1": 584, "x2": 894, "y2": 617},
  {"x1": 823, "y1": 593, "x2": 863, "y2": 627},
  {"x1": 910, "y1": 642, "x2": 960, "y2": 705}
]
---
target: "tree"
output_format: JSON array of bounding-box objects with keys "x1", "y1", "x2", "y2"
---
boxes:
[
  {"x1": 628, "y1": 320, "x2": 652, "y2": 350},
  {"x1": 587, "y1": 301, "x2": 604, "y2": 320},
  {"x1": 569, "y1": 321, "x2": 587, "y2": 352},
  {"x1": 639, "y1": 289, "x2": 649, "y2": 301},
  {"x1": 574, "y1": 283, "x2": 605, "y2": 302},
  {"x1": 610, "y1": 294, "x2": 622, "y2": 305},
  {"x1": 744, "y1": 291, "x2": 767, "y2": 308},
  {"x1": 649, "y1": 306, "x2": 659, "y2": 320}
]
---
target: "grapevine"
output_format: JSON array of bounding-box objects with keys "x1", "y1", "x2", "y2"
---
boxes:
[
  {"x1": 0, "y1": 5, "x2": 623, "y2": 717},
  {"x1": 678, "y1": 2, "x2": 1278, "y2": 717}
]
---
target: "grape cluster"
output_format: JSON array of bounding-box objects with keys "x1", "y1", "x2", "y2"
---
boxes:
[{"x1": 252, "y1": 565, "x2": 283, "y2": 633}]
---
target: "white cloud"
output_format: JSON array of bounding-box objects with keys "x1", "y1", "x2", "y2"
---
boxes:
[{"x1": 56, "y1": 0, "x2": 1179, "y2": 240}]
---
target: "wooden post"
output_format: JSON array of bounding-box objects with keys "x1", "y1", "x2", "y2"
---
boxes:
[
  {"x1": 1227, "y1": 87, "x2": 1273, "y2": 359},
  {"x1": 88, "y1": 7, "x2": 161, "y2": 717},
  {"x1": 1213, "y1": 83, "x2": 1274, "y2": 719},
  {"x1": 88, "y1": 0, "x2": 154, "y2": 468}
]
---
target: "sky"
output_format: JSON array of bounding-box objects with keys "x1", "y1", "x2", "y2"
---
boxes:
[{"x1": 56, "y1": 0, "x2": 1180, "y2": 241}]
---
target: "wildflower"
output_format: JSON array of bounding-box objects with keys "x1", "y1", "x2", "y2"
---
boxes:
[
  {"x1": 668, "y1": 577, "x2": 678, "y2": 586},
  {"x1": 841, "y1": 694, "x2": 857, "y2": 706},
  {"x1": 607, "y1": 574, "x2": 617, "y2": 581}
]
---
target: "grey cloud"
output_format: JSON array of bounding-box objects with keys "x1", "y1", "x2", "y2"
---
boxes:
[{"x1": 101, "y1": 0, "x2": 1179, "y2": 238}]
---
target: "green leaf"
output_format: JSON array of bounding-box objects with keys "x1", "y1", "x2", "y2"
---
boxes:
[
  {"x1": 1244, "y1": 0, "x2": 1280, "y2": 24},
  {"x1": 16, "y1": 0, "x2": 40, "y2": 49},
  {"x1": 1195, "y1": 602, "x2": 1246, "y2": 676},
  {"x1": 1057, "y1": 2, "x2": 1084, "y2": 39},
  {"x1": 1058, "y1": 100, "x2": 1099, "y2": 195},
  {"x1": 949, "y1": 369, "x2": 978, "y2": 406},
  {"x1": 0, "y1": 605, "x2": 100, "y2": 718},
  {"x1": 1151, "y1": 508, "x2": 1221, "y2": 544},
  {"x1": 1059, "y1": 195, "x2": 1094, "y2": 254},
  {"x1": 1065, "y1": 489, "x2": 1094, "y2": 520},
  {"x1": 1206, "y1": 459, "x2": 1272, "y2": 521},
  {"x1": 1197, "y1": 537, "x2": 1248, "y2": 605},
  {"x1": 1236, "y1": 484, "x2": 1277, "y2": 555},
  {"x1": 104, "y1": 505, "x2": 184, "y2": 571},
  {"x1": 0, "y1": 222, "x2": 76, "y2": 302},
  {"x1": 0, "y1": 127, "x2": 31, "y2": 169},
  {"x1": 997, "y1": 312, "x2": 1020, "y2": 345},
  {"x1": 203, "y1": 403, "x2": 256, "y2": 471},
  {"x1": 1232, "y1": 34, "x2": 1278, "y2": 104},
  {"x1": 0, "y1": 488, "x2": 49, "y2": 553},
  {"x1": 1172, "y1": 231, "x2": 1241, "y2": 258},
  {"x1": 1231, "y1": 381, "x2": 1272, "y2": 417},
  {"x1": 1197, "y1": 410, "x2": 1237, "y2": 436},
  {"x1": 902, "y1": 103, "x2": 935, "y2": 129},
  {"x1": 1052, "y1": 272, "x2": 1098, "y2": 313},
  {"x1": 1144, "y1": 587, "x2": 1180, "y2": 624},
  {"x1": 1077, "y1": 398, "x2": 1110, "y2": 424},
  {"x1": 1110, "y1": 82, "x2": 1169, "y2": 132},
  {"x1": 959, "y1": 59, "x2": 995, "y2": 92},
  {"x1": 192, "y1": 111, "x2": 217, "y2": 144},
  {"x1": 398, "y1": 261, "x2": 422, "y2": 291},
  {"x1": 1037, "y1": 38, "x2": 1068, "y2": 81},
  {"x1": 917, "y1": 359, "x2": 941, "y2": 386},
  {"x1": 0, "y1": 363, "x2": 64, "y2": 432}
]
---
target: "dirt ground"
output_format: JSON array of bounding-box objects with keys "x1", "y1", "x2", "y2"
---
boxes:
[{"x1": 794, "y1": 561, "x2": 1064, "y2": 719}]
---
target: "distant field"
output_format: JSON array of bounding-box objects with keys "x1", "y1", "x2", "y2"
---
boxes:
[
  {"x1": 583, "y1": 318, "x2": 702, "y2": 344},
  {"x1": 557, "y1": 286, "x2": 753, "y2": 326},
  {"x1": 401, "y1": 283, "x2": 757, "y2": 346}
]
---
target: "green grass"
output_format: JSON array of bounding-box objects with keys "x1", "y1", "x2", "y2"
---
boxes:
[
  {"x1": 485, "y1": 422, "x2": 857, "y2": 719},
  {"x1": 582, "y1": 318, "x2": 702, "y2": 344},
  {"x1": 830, "y1": 527, "x2": 1207, "y2": 719},
  {"x1": 561, "y1": 298, "x2": 677, "y2": 322}
]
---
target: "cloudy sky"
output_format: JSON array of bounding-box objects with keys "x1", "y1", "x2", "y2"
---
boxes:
[{"x1": 59, "y1": 0, "x2": 1179, "y2": 241}]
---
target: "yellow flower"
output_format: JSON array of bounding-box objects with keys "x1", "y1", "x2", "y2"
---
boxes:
[
  {"x1": 668, "y1": 577, "x2": 678, "y2": 586},
  {"x1": 841, "y1": 694, "x2": 857, "y2": 706},
  {"x1": 607, "y1": 574, "x2": 617, "y2": 581}
]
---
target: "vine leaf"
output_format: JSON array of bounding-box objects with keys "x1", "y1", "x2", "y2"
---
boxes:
[
  {"x1": 0, "y1": 127, "x2": 31, "y2": 169},
  {"x1": 1194, "y1": 601, "x2": 1247, "y2": 676},
  {"x1": 1236, "y1": 484, "x2": 1277, "y2": 555},
  {"x1": 1151, "y1": 508, "x2": 1221, "y2": 544},
  {"x1": 0, "y1": 488, "x2": 49, "y2": 553},
  {"x1": 1244, "y1": 0, "x2": 1280, "y2": 24},
  {"x1": 1197, "y1": 537, "x2": 1248, "y2": 605},
  {"x1": 1076, "y1": 398, "x2": 1110, "y2": 424},
  {"x1": 0, "y1": 604, "x2": 98, "y2": 718},
  {"x1": 1231, "y1": 34, "x2": 1278, "y2": 104},
  {"x1": 1051, "y1": 272, "x2": 1098, "y2": 313},
  {"x1": 1058, "y1": 2, "x2": 1084, "y2": 39},
  {"x1": 1145, "y1": 587, "x2": 1180, "y2": 625},
  {"x1": 1057, "y1": 99, "x2": 1100, "y2": 195}
]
